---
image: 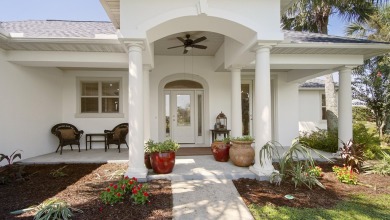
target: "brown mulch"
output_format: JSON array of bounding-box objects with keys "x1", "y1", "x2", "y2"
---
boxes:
[
  {"x1": 0, "y1": 163, "x2": 172, "y2": 220},
  {"x1": 233, "y1": 161, "x2": 390, "y2": 209},
  {"x1": 2, "y1": 161, "x2": 390, "y2": 219}
]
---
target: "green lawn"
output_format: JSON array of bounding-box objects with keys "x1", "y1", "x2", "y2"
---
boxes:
[{"x1": 248, "y1": 194, "x2": 390, "y2": 220}]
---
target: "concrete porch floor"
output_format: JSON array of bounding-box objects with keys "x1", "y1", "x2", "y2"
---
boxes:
[
  {"x1": 19, "y1": 147, "x2": 336, "y2": 181},
  {"x1": 19, "y1": 148, "x2": 256, "y2": 180}
]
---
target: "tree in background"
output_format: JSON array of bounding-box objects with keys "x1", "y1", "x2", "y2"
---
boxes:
[
  {"x1": 282, "y1": 0, "x2": 388, "y2": 132},
  {"x1": 347, "y1": 5, "x2": 390, "y2": 137}
]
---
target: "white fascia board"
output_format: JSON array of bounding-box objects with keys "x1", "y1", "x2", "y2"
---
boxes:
[
  {"x1": 271, "y1": 54, "x2": 364, "y2": 66},
  {"x1": 6, "y1": 51, "x2": 128, "y2": 68},
  {"x1": 276, "y1": 42, "x2": 390, "y2": 50},
  {"x1": 299, "y1": 87, "x2": 325, "y2": 91}
]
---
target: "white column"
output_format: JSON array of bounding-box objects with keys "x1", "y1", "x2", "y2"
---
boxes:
[
  {"x1": 143, "y1": 65, "x2": 151, "y2": 142},
  {"x1": 231, "y1": 67, "x2": 242, "y2": 137},
  {"x1": 125, "y1": 41, "x2": 148, "y2": 181},
  {"x1": 338, "y1": 67, "x2": 353, "y2": 147},
  {"x1": 250, "y1": 45, "x2": 275, "y2": 179}
]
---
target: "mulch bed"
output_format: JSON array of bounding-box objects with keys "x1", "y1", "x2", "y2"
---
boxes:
[
  {"x1": 2, "y1": 161, "x2": 390, "y2": 219},
  {"x1": 233, "y1": 161, "x2": 390, "y2": 209},
  {"x1": 0, "y1": 163, "x2": 172, "y2": 220}
]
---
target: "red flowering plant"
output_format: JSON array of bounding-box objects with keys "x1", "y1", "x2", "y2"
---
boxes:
[
  {"x1": 100, "y1": 176, "x2": 150, "y2": 205},
  {"x1": 131, "y1": 183, "x2": 150, "y2": 205}
]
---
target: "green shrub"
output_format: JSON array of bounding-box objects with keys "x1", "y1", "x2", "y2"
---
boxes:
[
  {"x1": 352, "y1": 106, "x2": 374, "y2": 122},
  {"x1": 332, "y1": 166, "x2": 358, "y2": 185},
  {"x1": 364, "y1": 150, "x2": 390, "y2": 175},
  {"x1": 299, "y1": 123, "x2": 381, "y2": 157},
  {"x1": 34, "y1": 198, "x2": 82, "y2": 220},
  {"x1": 299, "y1": 129, "x2": 338, "y2": 153},
  {"x1": 260, "y1": 139, "x2": 329, "y2": 190},
  {"x1": 353, "y1": 123, "x2": 381, "y2": 159}
]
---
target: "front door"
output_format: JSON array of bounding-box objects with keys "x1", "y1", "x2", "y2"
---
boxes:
[{"x1": 171, "y1": 90, "x2": 195, "y2": 143}]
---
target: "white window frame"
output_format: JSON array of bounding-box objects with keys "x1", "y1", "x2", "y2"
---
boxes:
[
  {"x1": 76, "y1": 77, "x2": 124, "y2": 118},
  {"x1": 321, "y1": 93, "x2": 326, "y2": 121}
]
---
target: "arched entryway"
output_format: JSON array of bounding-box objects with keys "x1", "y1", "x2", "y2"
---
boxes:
[{"x1": 158, "y1": 74, "x2": 209, "y2": 146}]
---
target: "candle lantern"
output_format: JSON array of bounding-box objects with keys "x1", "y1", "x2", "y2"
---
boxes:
[{"x1": 215, "y1": 111, "x2": 227, "y2": 130}]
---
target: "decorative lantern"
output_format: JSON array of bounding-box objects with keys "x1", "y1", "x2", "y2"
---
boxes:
[{"x1": 215, "y1": 111, "x2": 227, "y2": 130}]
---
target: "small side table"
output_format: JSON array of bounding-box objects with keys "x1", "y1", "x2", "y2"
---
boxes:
[
  {"x1": 85, "y1": 133, "x2": 107, "y2": 150},
  {"x1": 210, "y1": 129, "x2": 231, "y2": 142}
]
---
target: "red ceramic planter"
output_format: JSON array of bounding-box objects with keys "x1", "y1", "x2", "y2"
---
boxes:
[
  {"x1": 149, "y1": 151, "x2": 176, "y2": 174},
  {"x1": 211, "y1": 141, "x2": 230, "y2": 162}
]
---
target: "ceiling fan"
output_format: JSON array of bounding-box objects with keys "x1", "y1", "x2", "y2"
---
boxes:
[{"x1": 167, "y1": 34, "x2": 207, "y2": 54}]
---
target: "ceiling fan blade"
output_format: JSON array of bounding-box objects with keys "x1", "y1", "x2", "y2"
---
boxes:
[
  {"x1": 183, "y1": 49, "x2": 189, "y2": 54},
  {"x1": 167, "y1": 45, "x2": 185, "y2": 49},
  {"x1": 192, "y1": 44, "x2": 207, "y2": 49},
  {"x1": 192, "y1": 36, "x2": 207, "y2": 44},
  {"x1": 177, "y1": 37, "x2": 186, "y2": 43}
]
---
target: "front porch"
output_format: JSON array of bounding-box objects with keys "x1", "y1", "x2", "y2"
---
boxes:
[{"x1": 19, "y1": 147, "x2": 336, "y2": 181}]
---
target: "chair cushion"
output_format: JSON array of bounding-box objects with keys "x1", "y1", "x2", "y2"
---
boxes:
[
  {"x1": 59, "y1": 129, "x2": 76, "y2": 140},
  {"x1": 113, "y1": 128, "x2": 125, "y2": 140}
]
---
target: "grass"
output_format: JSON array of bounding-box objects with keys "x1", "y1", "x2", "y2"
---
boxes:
[{"x1": 248, "y1": 194, "x2": 390, "y2": 220}]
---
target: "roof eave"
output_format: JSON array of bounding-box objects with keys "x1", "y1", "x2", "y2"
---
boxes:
[
  {"x1": 100, "y1": 0, "x2": 120, "y2": 29},
  {"x1": 276, "y1": 42, "x2": 390, "y2": 49}
]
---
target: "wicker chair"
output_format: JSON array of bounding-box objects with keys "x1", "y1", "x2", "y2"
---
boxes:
[
  {"x1": 104, "y1": 123, "x2": 129, "y2": 153},
  {"x1": 51, "y1": 123, "x2": 84, "y2": 155}
]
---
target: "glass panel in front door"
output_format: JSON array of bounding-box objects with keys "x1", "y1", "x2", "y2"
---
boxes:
[
  {"x1": 242, "y1": 83, "x2": 251, "y2": 136},
  {"x1": 176, "y1": 95, "x2": 191, "y2": 126},
  {"x1": 171, "y1": 91, "x2": 195, "y2": 144}
]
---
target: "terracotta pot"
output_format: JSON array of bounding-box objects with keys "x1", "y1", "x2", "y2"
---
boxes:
[
  {"x1": 144, "y1": 153, "x2": 152, "y2": 169},
  {"x1": 211, "y1": 141, "x2": 230, "y2": 162},
  {"x1": 229, "y1": 141, "x2": 255, "y2": 167},
  {"x1": 149, "y1": 151, "x2": 176, "y2": 174}
]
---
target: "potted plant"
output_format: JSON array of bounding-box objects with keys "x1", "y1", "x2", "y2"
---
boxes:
[
  {"x1": 211, "y1": 137, "x2": 231, "y2": 162},
  {"x1": 144, "y1": 140, "x2": 153, "y2": 169},
  {"x1": 229, "y1": 136, "x2": 255, "y2": 167},
  {"x1": 147, "y1": 139, "x2": 180, "y2": 174}
]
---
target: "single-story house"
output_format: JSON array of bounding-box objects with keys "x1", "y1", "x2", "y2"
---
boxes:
[{"x1": 1, "y1": 0, "x2": 389, "y2": 179}]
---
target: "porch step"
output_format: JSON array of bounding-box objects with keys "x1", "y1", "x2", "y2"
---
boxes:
[{"x1": 147, "y1": 155, "x2": 257, "y2": 181}]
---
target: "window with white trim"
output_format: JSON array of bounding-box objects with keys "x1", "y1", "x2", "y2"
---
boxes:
[
  {"x1": 77, "y1": 78, "x2": 123, "y2": 117},
  {"x1": 321, "y1": 94, "x2": 326, "y2": 120}
]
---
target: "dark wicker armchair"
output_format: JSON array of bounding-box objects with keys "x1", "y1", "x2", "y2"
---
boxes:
[
  {"x1": 104, "y1": 123, "x2": 129, "y2": 153},
  {"x1": 51, "y1": 123, "x2": 84, "y2": 155}
]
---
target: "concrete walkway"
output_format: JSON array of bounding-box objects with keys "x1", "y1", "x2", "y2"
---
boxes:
[{"x1": 20, "y1": 148, "x2": 336, "y2": 220}]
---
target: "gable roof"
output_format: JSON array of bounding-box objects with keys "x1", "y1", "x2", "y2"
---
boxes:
[
  {"x1": 0, "y1": 20, "x2": 116, "y2": 38},
  {"x1": 299, "y1": 78, "x2": 339, "y2": 90},
  {"x1": 1, "y1": 20, "x2": 388, "y2": 45},
  {"x1": 284, "y1": 30, "x2": 386, "y2": 45}
]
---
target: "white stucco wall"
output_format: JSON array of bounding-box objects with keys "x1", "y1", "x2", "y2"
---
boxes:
[
  {"x1": 120, "y1": 0, "x2": 283, "y2": 41},
  {"x1": 274, "y1": 73, "x2": 300, "y2": 146},
  {"x1": 0, "y1": 52, "x2": 62, "y2": 165},
  {"x1": 298, "y1": 89, "x2": 327, "y2": 132},
  {"x1": 149, "y1": 55, "x2": 231, "y2": 144},
  {"x1": 61, "y1": 70, "x2": 129, "y2": 148}
]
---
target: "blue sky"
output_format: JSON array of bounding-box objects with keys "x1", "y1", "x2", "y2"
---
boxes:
[{"x1": 0, "y1": 0, "x2": 347, "y2": 36}]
